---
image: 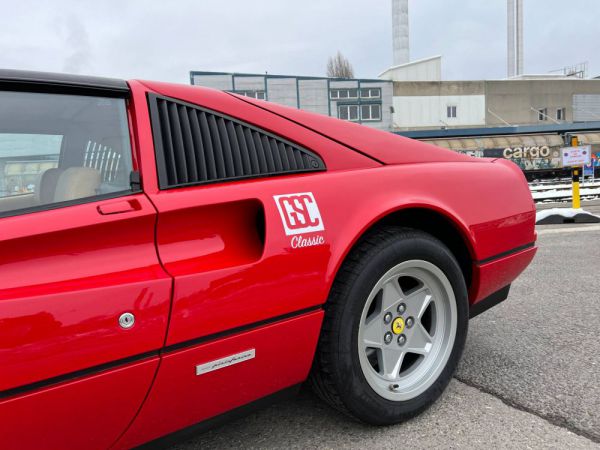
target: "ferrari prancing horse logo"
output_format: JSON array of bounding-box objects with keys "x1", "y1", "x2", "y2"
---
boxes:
[{"x1": 392, "y1": 317, "x2": 405, "y2": 335}]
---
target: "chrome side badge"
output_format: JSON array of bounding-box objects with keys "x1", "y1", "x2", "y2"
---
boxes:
[{"x1": 195, "y1": 349, "x2": 255, "y2": 376}]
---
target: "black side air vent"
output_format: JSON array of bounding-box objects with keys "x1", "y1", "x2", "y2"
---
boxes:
[{"x1": 148, "y1": 94, "x2": 326, "y2": 189}]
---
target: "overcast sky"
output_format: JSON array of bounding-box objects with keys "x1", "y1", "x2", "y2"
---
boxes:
[{"x1": 1, "y1": 0, "x2": 599, "y2": 83}]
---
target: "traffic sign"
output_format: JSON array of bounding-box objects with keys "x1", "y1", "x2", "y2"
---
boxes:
[{"x1": 561, "y1": 145, "x2": 591, "y2": 167}]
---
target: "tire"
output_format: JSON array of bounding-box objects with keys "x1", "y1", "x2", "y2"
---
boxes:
[{"x1": 310, "y1": 226, "x2": 468, "y2": 425}]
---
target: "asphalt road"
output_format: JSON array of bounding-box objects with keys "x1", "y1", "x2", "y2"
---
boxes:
[{"x1": 171, "y1": 222, "x2": 600, "y2": 449}]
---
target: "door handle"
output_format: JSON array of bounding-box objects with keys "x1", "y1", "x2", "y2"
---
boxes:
[{"x1": 97, "y1": 199, "x2": 141, "y2": 215}]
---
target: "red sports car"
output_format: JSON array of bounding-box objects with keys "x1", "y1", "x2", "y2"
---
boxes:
[{"x1": 0, "y1": 70, "x2": 536, "y2": 449}]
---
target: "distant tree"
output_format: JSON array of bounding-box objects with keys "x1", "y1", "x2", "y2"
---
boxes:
[{"x1": 327, "y1": 51, "x2": 354, "y2": 78}]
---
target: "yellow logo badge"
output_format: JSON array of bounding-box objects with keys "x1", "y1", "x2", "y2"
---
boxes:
[{"x1": 392, "y1": 317, "x2": 405, "y2": 335}]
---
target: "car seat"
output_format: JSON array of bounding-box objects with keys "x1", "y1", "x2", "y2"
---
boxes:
[{"x1": 53, "y1": 167, "x2": 101, "y2": 203}]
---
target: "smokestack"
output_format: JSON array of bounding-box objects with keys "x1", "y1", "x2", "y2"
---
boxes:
[
  {"x1": 516, "y1": 0, "x2": 524, "y2": 75},
  {"x1": 507, "y1": 0, "x2": 515, "y2": 77},
  {"x1": 507, "y1": 0, "x2": 524, "y2": 77},
  {"x1": 392, "y1": 0, "x2": 409, "y2": 66}
]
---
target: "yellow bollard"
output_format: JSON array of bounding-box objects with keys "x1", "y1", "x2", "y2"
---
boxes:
[
  {"x1": 570, "y1": 136, "x2": 582, "y2": 209},
  {"x1": 572, "y1": 168, "x2": 581, "y2": 209}
]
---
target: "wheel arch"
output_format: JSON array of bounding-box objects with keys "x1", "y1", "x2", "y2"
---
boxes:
[{"x1": 328, "y1": 205, "x2": 476, "y2": 298}]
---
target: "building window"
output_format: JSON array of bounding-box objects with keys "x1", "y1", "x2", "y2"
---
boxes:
[
  {"x1": 537, "y1": 108, "x2": 548, "y2": 121},
  {"x1": 338, "y1": 104, "x2": 382, "y2": 122},
  {"x1": 447, "y1": 105, "x2": 457, "y2": 118},
  {"x1": 556, "y1": 107, "x2": 566, "y2": 121},
  {"x1": 361, "y1": 104, "x2": 382, "y2": 121},
  {"x1": 330, "y1": 88, "x2": 381, "y2": 100},
  {"x1": 330, "y1": 88, "x2": 359, "y2": 100},
  {"x1": 231, "y1": 90, "x2": 266, "y2": 100},
  {"x1": 338, "y1": 104, "x2": 360, "y2": 121},
  {"x1": 360, "y1": 88, "x2": 381, "y2": 99}
]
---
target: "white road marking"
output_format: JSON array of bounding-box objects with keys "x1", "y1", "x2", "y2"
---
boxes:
[{"x1": 537, "y1": 225, "x2": 600, "y2": 235}]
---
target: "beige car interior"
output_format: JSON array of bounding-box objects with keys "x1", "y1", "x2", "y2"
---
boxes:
[{"x1": 0, "y1": 167, "x2": 101, "y2": 213}]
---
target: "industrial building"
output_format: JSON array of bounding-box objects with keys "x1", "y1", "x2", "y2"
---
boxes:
[
  {"x1": 190, "y1": 72, "x2": 393, "y2": 132},
  {"x1": 191, "y1": 71, "x2": 600, "y2": 134},
  {"x1": 392, "y1": 78, "x2": 600, "y2": 131}
]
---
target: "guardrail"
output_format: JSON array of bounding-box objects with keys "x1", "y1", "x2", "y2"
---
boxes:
[
  {"x1": 530, "y1": 182, "x2": 600, "y2": 192},
  {"x1": 531, "y1": 181, "x2": 600, "y2": 202}
]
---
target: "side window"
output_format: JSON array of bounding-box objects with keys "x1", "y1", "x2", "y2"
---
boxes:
[
  {"x1": 0, "y1": 91, "x2": 134, "y2": 216},
  {"x1": 148, "y1": 94, "x2": 326, "y2": 190}
]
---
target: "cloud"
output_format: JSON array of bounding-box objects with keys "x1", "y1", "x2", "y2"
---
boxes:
[
  {"x1": 61, "y1": 16, "x2": 91, "y2": 74},
  {"x1": 0, "y1": 0, "x2": 598, "y2": 82}
]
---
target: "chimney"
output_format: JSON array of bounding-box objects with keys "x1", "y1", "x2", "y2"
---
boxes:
[
  {"x1": 507, "y1": 0, "x2": 524, "y2": 77},
  {"x1": 507, "y1": 0, "x2": 515, "y2": 77},
  {"x1": 516, "y1": 0, "x2": 524, "y2": 75},
  {"x1": 392, "y1": 0, "x2": 409, "y2": 66}
]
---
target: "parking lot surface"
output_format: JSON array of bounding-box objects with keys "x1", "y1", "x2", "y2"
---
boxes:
[{"x1": 172, "y1": 221, "x2": 600, "y2": 449}]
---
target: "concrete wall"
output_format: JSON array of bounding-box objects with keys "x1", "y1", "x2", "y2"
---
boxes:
[
  {"x1": 485, "y1": 79, "x2": 600, "y2": 125},
  {"x1": 379, "y1": 81, "x2": 394, "y2": 131},
  {"x1": 266, "y1": 78, "x2": 297, "y2": 108},
  {"x1": 391, "y1": 79, "x2": 600, "y2": 130},
  {"x1": 392, "y1": 81, "x2": 486, "y2": 129},
  {"x1": 573, "y1": 95, "x2": 600, "y2": 121},
  {"x1": 191, "y1": 74, "x2": 232, "y2": 90},
  {"x1": 298, "y1": 79, "x2": 329, "y2": 115},
  {"x1": 393, "y1": 95, "x2": 485, "y2": 129},
  {"x1": 234, "y1": 76, "x2": 264, "y2": 91}
]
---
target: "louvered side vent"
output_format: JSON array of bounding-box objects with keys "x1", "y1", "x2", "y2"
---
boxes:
[{"x1": 148, "y1": 94, "x2": 326, "y2": 189}]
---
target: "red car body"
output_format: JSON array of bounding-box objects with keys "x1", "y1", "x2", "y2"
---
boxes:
[{"x1": 0, "y1": 72, "x2": 536, "y2": 449}]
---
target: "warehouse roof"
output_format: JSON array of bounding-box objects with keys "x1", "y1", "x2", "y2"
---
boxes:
[{"x1": 395, "y1": 122, "x2": 600, "y2": 139}]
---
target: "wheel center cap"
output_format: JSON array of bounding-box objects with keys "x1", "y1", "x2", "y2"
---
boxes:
[{"x1": 392, "y1": 317, "x2": 405, "y2": 335}]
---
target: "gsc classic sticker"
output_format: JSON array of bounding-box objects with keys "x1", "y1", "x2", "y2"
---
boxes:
[
  {"x1": 274, "y1": 192, "x2": 325, "y2": 248},
  {"x1": 274, "y1": 192, "x2": 324, "y2": 236}
]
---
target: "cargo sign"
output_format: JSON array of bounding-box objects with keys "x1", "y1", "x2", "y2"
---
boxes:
[
  {"x1": 502, "y1": 145, "x2": 552, "y2": 159},
  {"x1": 561, "y1": 145, "x2": 591, "y2": 167},
  {"x1": 480, "y1": 146, "x2": 562, "y2": 171}
]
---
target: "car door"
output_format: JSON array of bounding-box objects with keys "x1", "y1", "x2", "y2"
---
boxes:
[
  {"x1": 0, "y1": 85, "x2": 172, "y2": 450},
  {"x1": 114, "y1": 81, "x2": 381, "y2": 446}
]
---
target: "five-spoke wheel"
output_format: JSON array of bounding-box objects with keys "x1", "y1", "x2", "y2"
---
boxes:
[
  {"x1": 310, "y1": 227, "x2": 468, "y2": 425},
  {"x1": 358, "y1": 260, "x2": 457, "y2": 401}
]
